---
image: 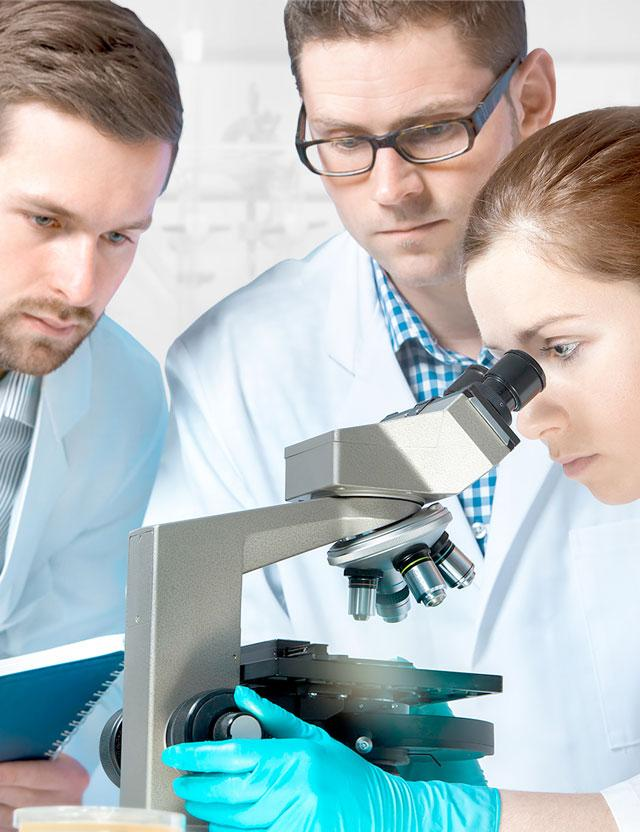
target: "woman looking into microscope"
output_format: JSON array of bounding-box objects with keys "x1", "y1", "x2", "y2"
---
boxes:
[{"x1": 163, "y1": 106, "x2": 640, "y2": 832}]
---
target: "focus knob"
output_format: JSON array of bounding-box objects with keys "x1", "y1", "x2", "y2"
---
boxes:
[{"x1": 212, "y1": 711, "x2": 263, "y2": 740}]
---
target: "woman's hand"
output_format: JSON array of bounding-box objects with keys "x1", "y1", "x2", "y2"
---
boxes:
[{"x1": 162, "y1": 685, "x2": 500, "y2": 832}]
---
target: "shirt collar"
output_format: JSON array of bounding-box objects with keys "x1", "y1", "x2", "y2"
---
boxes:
[
  {"x1": 371, "y1": 258, "x2": 493, "y2": 367},
  {"x1": 0, "y1": 372, "x2": 41, "y2": 428}
]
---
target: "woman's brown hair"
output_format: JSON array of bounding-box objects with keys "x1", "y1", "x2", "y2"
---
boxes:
[{"x1": 464, "y1": 106, "x2": 640, "y2": 282}]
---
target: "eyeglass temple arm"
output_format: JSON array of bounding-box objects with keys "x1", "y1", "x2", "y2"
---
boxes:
[{"x1": 471, "y1": 54, "x2": 525, "y2": 134}]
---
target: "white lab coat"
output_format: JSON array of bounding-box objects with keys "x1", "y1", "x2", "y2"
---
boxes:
[
  {"x1": 147, "y1": 232, "x2": 640, "y2": 829},
  {"x1": 1, "y1": 315, "x2": 167, "y2": 791}
]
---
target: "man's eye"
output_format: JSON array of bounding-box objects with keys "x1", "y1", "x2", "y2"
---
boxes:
[
  {"x1": 33, "y1": 215, "x2": 56, "y2": 228},
  {"x1": 417, "y1": 124, "x2": 452, "y2": 138},
  {"x1": 331, "y1": 137, "x2": 366, "y2": 151},
  {"x1": 106, "y1": 231, "x2": 128, "y2": 244}
]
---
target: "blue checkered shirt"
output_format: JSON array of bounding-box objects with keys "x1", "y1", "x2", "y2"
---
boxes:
[{"x1": 372, "y1": 260, "x2": 496, "y2": 553}]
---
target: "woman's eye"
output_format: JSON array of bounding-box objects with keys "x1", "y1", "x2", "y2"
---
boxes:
[{"x1": 542, "y1": 342, "x2": 580, "y2": 360}]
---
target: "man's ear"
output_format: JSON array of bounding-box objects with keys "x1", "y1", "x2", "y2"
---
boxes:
[{"x1": 510, "y1": 48, "x2": 556, "y2": 140}]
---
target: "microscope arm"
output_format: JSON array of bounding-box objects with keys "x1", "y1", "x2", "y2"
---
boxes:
[{"x1": 120, "y1": 495, "x2": 418, "y2": 811}]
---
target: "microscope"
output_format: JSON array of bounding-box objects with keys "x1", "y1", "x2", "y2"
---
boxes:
[{"x1": 100, "y1": 350, "x2": 544, "y2": 814}]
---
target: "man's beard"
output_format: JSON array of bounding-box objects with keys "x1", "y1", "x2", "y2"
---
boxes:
[{"x1": 0, "y1": 298, "x2": 96, "y2": 376}]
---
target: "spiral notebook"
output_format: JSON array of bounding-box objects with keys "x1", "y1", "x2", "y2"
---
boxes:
[{"x1": 0, "y1": 633, "x2": 124, "y2": 762}]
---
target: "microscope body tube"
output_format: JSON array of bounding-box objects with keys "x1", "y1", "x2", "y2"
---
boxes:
[{"x1": 119, "y1": 496, "x2": 418, "y2": 812}]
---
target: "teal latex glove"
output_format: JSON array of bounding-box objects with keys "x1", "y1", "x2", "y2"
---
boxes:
[
  {"x1": 406, "y1": 701, "x2": 488, "y2": 786},
  {"x1": 162, "y1": 685, "x2": 500, "y2": 832}
]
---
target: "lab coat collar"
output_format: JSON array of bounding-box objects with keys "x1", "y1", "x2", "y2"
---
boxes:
[
  {"x1": 0, "y1": 337, "x2": 93, "y2": 620},
  {"x1": 325, "y1": 233, "x2": 377, "y2": 378},
  {"x1": 40, "y1": 335, "x2": 92, "y2": 442},
  {"x1": 325, "y1": 234, "x2": 415, "y2": 423}
]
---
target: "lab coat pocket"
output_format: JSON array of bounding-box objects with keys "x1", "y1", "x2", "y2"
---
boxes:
[{"x1": 571, "y1": 520, "x2": 640, "y2": 750}]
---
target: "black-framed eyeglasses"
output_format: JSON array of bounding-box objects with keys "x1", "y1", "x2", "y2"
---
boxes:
[{"x1": 295, "y1": 53, "x2": 524, "y2": 177}]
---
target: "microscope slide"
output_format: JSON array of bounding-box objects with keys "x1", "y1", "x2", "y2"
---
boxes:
[{"x1": 0, "y1": 633, "x2": 124, "y2": 762}]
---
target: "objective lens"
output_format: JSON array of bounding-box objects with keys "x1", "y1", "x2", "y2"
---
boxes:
[
  {"x1": 430, "y1": 533, "x2": 475, "y2": 589},
  {"x1": 393, "y1": 547, "x2": 446, "y2": 608},
  {"x1": 345, "y1": 569, "x2": 382, "y2": 621},
  {"x1": 376, "y1": 570, "x2": 412, "y2": 623}
]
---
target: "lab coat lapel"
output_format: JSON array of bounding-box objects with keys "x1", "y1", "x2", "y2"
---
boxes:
[
  {"x1": 471, "y1": 434, "x2": 558, "y2": 662},
  {"x1": 325, "y1": 239, "x2": 415, "y2": 424},
  {"x1": 0, "y1": 340, "x2": 92, "y2": 621}
]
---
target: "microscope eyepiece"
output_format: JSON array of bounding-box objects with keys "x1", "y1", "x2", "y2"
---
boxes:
[
  {"x1": 443, "y1": 349, "x2": 545, "y2": 427},
  {"x1": 481, "y1": 350, "x2": 545, "y2": 413}
]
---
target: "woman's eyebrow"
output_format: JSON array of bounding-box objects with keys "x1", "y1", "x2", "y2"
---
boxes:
[
  {"x1": 483, "y1": 314, "x2": 587, "y2": 352},
  {"x1": 515, "y1": 313, "x2": 586, "y2": 343}
]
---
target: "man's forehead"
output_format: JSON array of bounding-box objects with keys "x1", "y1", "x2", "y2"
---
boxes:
[
  {"x1": 299, "y1": 23, "x2": 487, "y2": 88},
  {"x1": 298, "y1": 28, "x2": 493, "y2": 128}
]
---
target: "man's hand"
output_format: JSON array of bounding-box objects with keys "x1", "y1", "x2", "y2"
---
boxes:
[{"x1": 0, "y1": 755, "x2": 89, "y2": 830}]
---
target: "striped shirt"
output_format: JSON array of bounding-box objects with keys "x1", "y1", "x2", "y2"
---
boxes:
[
  {"x1": 0, "y1": 372, "x2": 41, "y2": 563},
  {"x1": 372, "y1": 260, "x2": 496, "y2": 552}
]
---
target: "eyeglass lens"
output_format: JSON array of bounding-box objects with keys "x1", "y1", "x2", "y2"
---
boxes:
[{"x1": 305, "y1": 121, "x2": 471, "y2": 174}]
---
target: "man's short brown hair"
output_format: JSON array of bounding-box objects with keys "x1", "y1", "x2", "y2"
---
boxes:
[
  {"x1": 284, "y1": 0, "x2": 527, "y2": 93},
  {"x1": 0, "y1": 0, "x2": 182, "y2": 167}
]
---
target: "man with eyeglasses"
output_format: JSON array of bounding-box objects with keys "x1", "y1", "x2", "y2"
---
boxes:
[{"x1": 150, "y1": 2, "x2": 637, "y2": 829}]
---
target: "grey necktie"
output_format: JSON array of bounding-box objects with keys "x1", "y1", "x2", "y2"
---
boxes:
[
  {"x1": 0, "y1": 372, "x2": 39, "y2": 566},
  {"x1": 0, "y1": 416, "x2": 32, "y2": 563}
]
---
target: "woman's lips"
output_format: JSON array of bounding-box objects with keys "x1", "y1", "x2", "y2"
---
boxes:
[{"x1": 555, "y1": 454, "x2": 599, "y2": 478}]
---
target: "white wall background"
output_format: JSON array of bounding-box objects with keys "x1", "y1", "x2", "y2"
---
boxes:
[{"x1": 107, "y1": 0, "x2": 640, "y2": 364}]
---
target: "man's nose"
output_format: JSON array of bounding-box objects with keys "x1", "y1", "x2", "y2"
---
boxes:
[
  {"x1": 516, "y1": 386, "x2": 567, "y2": 442},
  {"x1": 369, "y1": 147, "x2": 427, "y2": 207},
  {"x1": 50, "y1": 237, "x2": 98, "y2": 308}
]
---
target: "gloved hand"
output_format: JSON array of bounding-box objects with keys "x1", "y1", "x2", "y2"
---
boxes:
[
  {"x1": 162, "y1": 685, "x2": 500, "y2": 832},
  {"x1": 407, "y1": 701, "x2": 488, "y2": 786}
]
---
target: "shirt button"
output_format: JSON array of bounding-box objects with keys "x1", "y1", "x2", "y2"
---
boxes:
[{"x1": 472, "y1": 522, "x2": 488, "y2": 540}]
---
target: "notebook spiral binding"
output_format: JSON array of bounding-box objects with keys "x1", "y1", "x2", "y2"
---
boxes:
[{"x1": 44, "y1": 661, "x2": 124, "y2": 759}]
